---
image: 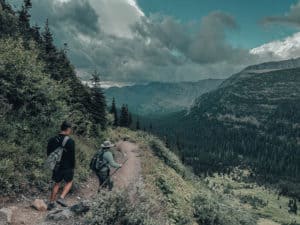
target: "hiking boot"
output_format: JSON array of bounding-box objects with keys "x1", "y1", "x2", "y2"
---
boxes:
[
  {"x1": 57, "y1": 197, "x2": 68, "y2": 207},
  {"x1": 47, "y1": 202, "x2": 57, "y2": 211}
]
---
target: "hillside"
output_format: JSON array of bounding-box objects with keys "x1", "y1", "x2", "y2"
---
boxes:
[
  {"x1": 102, "y1": 128, "x2": 300, "y2": 225},
  {"x1": 3, "y1": 128, "x2": 300, "y2": 225},
  {"x1": 104, "y1": 79, "x2": 223, "y2": 116},
  {"x1": 0, "y1": 0, "x2": 106, "y2": 195},
  {"x1": 152, "y1": 60, "x2": 300, "y2": 194}
]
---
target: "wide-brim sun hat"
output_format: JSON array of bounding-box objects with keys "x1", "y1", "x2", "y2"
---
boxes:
[{"x1": 101, "y1": 140, "x2": 115, "y2": 148}]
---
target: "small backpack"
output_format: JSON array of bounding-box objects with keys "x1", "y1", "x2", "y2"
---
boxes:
[
  {"x1": 45, "y1": 136, "x2": 69, "y2": 171},
  {"x1": 90, "y1": 149, "x2": 107, "y2": 172}
]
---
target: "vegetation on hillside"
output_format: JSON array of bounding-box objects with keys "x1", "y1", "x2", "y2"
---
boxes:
[
  {"x1": 87, "y1": 128, "x2": 299, "y2": 225},
  {"x1": 0, "y1": 0, "x2": 106, "y2": 195},
  {"x1": 151, "y1": 67, "x2": 300, "y2": 199}
]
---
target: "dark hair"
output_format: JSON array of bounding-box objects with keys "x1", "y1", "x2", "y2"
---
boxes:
[{"x1": 61, "y1": 121, "x2": 72, "y2": 131}]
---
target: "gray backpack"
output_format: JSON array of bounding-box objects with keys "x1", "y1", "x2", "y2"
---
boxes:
[{"x1": 45, "y1": 136, "x2": 69, "y2": 171}]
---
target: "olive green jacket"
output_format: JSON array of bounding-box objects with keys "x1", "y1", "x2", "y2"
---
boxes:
[{"x1": 100, "y1": 150, "x2": 121, "y2": 172}]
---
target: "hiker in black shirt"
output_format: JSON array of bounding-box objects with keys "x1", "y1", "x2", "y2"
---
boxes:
[{"x1": 47, "y1": 121, "x2": 75, "y2": 210}]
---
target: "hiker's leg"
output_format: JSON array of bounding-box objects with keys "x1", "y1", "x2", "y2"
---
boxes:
[
  {"x1": 96, "y1": 173, "x2": 102, "y2": 192},
  {"x1": 105, "y1": 169, "x2": 111, "y2": 190},
  {"x1": 97, "y1": 172, "x2": 107, "y2": 192},
  {"x1": 60, "y1": 169, "x2": 74, "y2": 199},
  {"x1": 108, "y1": 177, "x2": 113, "y2": 191},
  {"x1": 60, "y1": 181, "x2": 73, "y2": 199},
  {"x1": 50, "y1": 182, "x2": 60, "y2": 202}
]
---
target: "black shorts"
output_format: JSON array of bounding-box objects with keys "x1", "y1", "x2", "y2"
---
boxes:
[{"x1": 52, "y1": 169, "x2": 74, "y2": 183}]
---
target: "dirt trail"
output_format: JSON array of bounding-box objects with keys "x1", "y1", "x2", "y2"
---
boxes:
[
  {"x1": 2, "y1": 141, "x2": 141, "y2": 225},
  {"x1": 114, "y1": 141, "x2": 142, "y2": 190}
]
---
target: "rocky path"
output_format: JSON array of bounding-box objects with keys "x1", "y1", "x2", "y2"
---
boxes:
[{"x1": 0, "y1": 141, "x2": 141, "y2": 225}]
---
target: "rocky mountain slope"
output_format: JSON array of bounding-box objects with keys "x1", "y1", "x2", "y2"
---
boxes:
[{"x1": 105, "y1": 79, "x2": 223, "y2": 116}]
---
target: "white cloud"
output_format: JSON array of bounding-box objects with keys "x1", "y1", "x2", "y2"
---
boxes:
[
  {"x1": 16, "y1": 0, "x2": 280, "y2": 82},
  {"x1": 250, "y1": 32, "x2": 300, "y2": 60},
  {"x1": 89, "y1": 0, "x2": 144, "y2": 38},
  {"x1": 81, "y1": 80, "x2": 135, "y2": 89},
  {"x1": 126, "y1": 0, "x2": 144, "y2": 16}
]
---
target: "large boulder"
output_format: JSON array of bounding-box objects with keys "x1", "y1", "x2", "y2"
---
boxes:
[
  {"x1": 32, "y1": 199, "x2": 48, "y2": 211},
  {"x1": 0, "y1": 208, "x2": 13, "y2": 225}
]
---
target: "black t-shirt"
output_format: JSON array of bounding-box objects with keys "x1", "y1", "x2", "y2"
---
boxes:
[{"x1": 47, "y1": 134, "x2": 75, "y2": 170}]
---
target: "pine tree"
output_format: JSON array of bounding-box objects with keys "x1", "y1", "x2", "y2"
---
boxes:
[
  {"x1": 175, "y1": 135, "x2": 182, "y2": 151},
  {"x1": 110, "y1": 97, "x2": 116, "y2": 113},
  {"x1": 31, "y1": 24, "x2": 42, "y2": 44},
  {"x1": 128, "y1": 113, "x2": 133, "y2": 127},
  {"x1": 165, "y1": 136, "x2": 171, "y2": 149},
  {"x1": 90, "y1": 70, "x2": 101, "y2": 88},
  {"x1": 136, "y1": 118, "x2": 140, "y2": 130},
  {"x1": 0, "y1": 0, "x2": 6, "y2": 8},
  {"x1": 42, "y1": 19, "x2": 55, "y2": 54},
  {"x1": 42, "y1": 19, "x2": 60, "y2": 79},
  {"x1": 110, "y1": 97, "x2": 118, "y2": 126},
  {"x1": 0, "y1": 0, "x2": 17, "y2": 37},
  {"x1": 89, "y1": 88, "x2": 107, "y2": 129},
  {"x1": 24, "y1": 0, "x2": 32, "y2": 8},
  {"x1": 289, "y1": 199, "x2": 298, "y2": 214},
  {"x1": 18, "y1": 0, "x2": 32, "y2": 45},
  {"x1": 88, "y1": 70, "x2": 107, "y2": 129},
  {"x1": 18, "y1": 0, "x2": 32, "y2": 31},
  {"x1": 0, "y1": 0, "x2": 10, "y2": 11},
  {"x1": 119, "y1": 104, "x2": 129, "y2": 127},
  {"x1": 149, "y1": 122, "x2": 153, "y2": 131}
]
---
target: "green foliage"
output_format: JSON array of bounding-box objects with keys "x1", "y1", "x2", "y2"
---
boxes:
[
  {"x1": 152, "y1": 67, "x2": 300, "y2": 198},
  {"x1": 119, "y1": 104, "x2": 130, "y2": 127},
  {"x1": 288, "y1": 199, "x2": 298, "y2": 215},
  {"x1": 193, "y1": 194, "x2": 256, "y2": 225},
  {"x1": 149, "y1": 138, "x2": 187, "y2": 177},
  {"x1": 0, "y1": 0, "x2": 107, "y2": 195},
  {"x1": 110, "y1": 97, "x2": 118, "y2": 126},
  {"x1": 86, "y1": 189, "x2": 166, "y2": 225},
  {"x1": 89, "y1": 88, "x2": 107, "y2": 130},
  {"x1": 156, "y1": 177, "x2": 174, "y2": 196},
  {"x1": 239, "y1": 195, "x2": 268, "y2": 209}
]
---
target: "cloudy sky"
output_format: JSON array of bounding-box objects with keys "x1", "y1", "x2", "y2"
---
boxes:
[{"x1": 8, "y1": 0, "x2": 300, "y2": 83}]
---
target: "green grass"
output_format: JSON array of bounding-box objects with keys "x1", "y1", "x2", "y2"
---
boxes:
[{"x1": 207, "y1": 172, "x2": 300, "y2": 224}]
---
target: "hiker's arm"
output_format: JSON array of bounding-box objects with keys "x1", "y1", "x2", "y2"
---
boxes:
[
  {"x1": 69, "y1": 139, "x2": 76, "y2": 169},
  {"x1": 106, "y1": 152, "x2": 121, "y2": 168}
]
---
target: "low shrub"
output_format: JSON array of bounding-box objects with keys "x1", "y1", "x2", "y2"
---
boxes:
[
  {"x1": 86, "y1": 189, "x2": 166, "y2": 225},
  {"x1": 239, "y1": 195, "x2": 268, "y2": 209},
  {"x1": 193, "y1": 193, "x2": 256, "y2": 225}
]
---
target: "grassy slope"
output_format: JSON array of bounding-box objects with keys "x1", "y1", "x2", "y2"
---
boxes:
[
  {"x1": 208, "y1": 173, "x2": 300, "y2": 224},
  {"x1": 108, "y1": 128, "x2": 300, "y2": 225}
]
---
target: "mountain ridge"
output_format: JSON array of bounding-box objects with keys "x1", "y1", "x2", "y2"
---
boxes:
[{"x1": 105, "y1": 79, "x2": 223, "y2": 116}]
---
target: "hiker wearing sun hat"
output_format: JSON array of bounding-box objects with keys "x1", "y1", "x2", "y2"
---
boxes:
[{"x1": 90, "y1": 140, "x2": 122, "y2": 191}]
